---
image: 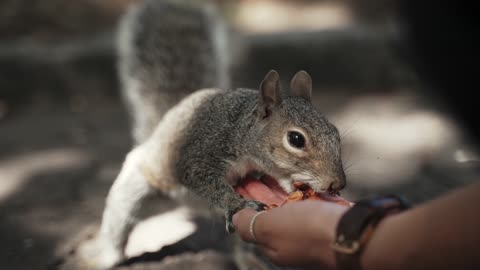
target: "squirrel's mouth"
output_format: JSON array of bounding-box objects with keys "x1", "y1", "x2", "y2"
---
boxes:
[
  {"x1": 233, "y1": 172, "x2": 341, "y2": 207},
  {"x1": 234, "y1": 173, "x2": 289, "y2": 207}
]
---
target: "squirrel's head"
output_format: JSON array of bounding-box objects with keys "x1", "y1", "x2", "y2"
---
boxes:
[{"x1": 253, "y1": 70, "x2": 346, "y2": 194}]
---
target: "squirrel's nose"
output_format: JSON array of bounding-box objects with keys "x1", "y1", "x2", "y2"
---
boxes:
[{"x1": 328, "y1": 180, "x2": 346, "y2": 193}]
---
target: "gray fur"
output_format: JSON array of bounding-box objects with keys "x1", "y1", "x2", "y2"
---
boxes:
[
  {"x1": 176, "y1": 88, "x2": 345, "y2": 228},
  {"x1": 118, "y1": 0, "x2": 229, "y2": 143}
]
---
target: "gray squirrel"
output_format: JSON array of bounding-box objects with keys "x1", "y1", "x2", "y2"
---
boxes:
[{"x1": 71, "y1": 0, "x2": 346, "y2": 269}]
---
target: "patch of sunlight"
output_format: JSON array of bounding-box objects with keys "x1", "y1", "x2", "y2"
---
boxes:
[
  {"x1": 0, "y1": 149, "x2": 91, "y2": 202},
  {"x1": 454, "y1": 149, "x2": 479, "y2": 163},
  {"x1": 332, "y1": 94, "x2": 461, "y2": 187},
  {"x1": 125, "y1": 206, "x2": 196, "y2": 258},
  {"x1": 234, "y1": 1, "x2": 352, "y2": 33}
]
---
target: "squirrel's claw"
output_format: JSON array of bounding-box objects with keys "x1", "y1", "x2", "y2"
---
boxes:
[
  {"x1": 225, "y1": 200, "x2": 268, "y2": 234},
  {"x1": 244, "y1": 200, "x2": 268, "y2": 211},
  {"x1": 226, "y1": 218, "x2": 236, "y2": 234}
]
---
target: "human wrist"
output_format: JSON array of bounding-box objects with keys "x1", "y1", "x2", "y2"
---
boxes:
[
  {"x1": 332, "y1": 195, "x2": 410, "y2": 270},
  {"x1": 359, "y1": 212, "x2": 399, "y2": 269},
  {"x1": 360, "y1": 205, "x2": 423, "y2": 270}
]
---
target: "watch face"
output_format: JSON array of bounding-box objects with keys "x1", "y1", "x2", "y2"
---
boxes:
[{"x1": 369, "y1": 195, "x2": 411, "y2": 210}]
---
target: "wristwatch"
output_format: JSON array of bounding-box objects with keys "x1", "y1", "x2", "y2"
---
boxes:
[{"x1": 331, "y1": 194, "x2": 410, "y2": 270}]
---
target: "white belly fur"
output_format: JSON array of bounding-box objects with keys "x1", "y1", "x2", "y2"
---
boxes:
[{"x1": 137, "y1": 88, "x2": 221, "y2": 197}]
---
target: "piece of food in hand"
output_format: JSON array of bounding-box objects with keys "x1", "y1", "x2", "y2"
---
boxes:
[
  {"x1": 265, "y1": 181, "x2": 353, "y2": 209},
  {"x1": 234, "y1": 175, "x2": 353, "y2": 210},
  {"x1": 258, "y1": 181, "x2": 353, "y2": 209}
]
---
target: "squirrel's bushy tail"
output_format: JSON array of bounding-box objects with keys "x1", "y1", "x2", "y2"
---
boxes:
[{"x1": 117, "y1": 0, "x2": 230, "y2": 144}]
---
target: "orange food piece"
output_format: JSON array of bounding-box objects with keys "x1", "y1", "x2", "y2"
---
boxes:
[
  {"x1": 266, "y1": 182, "x2": 353, "y2": 209},
  {"x1": 286, "y1": 190, "x2": 304, "y2": 201}
]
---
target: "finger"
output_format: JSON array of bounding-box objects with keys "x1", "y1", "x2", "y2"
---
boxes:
[
  {"x1": 232, "y1": 209, "x2": 256, "y2": 242},
  {"x1": 232, "y1": 209, "x2": 269, "y2": 244}
]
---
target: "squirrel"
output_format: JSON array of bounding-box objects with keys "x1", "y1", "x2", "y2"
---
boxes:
[{"x1": 70, "y1": 1, "x2": 346, "y2": 269}]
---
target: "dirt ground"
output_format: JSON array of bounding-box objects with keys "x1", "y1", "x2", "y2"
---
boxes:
[{"x1": 1, "y1": 1, "x2": 479, "y2": 270}]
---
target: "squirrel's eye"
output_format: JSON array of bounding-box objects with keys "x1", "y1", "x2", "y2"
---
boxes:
[{"x1": 287, "y1": 131, "x2": 305, "y2": 149}]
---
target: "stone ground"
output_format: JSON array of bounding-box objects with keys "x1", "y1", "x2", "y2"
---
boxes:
[{"x1": 1, "y1": 1, "x2": 479, "y2": 270}]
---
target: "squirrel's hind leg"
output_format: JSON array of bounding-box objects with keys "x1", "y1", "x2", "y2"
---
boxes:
[{"x1": 73, "y1": 146, "x2": 158, "y2": 270}]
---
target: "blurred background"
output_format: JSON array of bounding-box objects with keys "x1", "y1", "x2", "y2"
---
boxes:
[{"x1": 0, "y1": 0, "x2": 478, "y2": 269}]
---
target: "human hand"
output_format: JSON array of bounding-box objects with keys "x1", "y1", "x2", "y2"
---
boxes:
[{"x1": 233, "y1": 200, "x2": 349, "y2": 269}]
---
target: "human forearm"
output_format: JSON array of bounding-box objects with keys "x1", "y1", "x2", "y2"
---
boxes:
[{"x1": 361, "y1": 181, "x2": 480, "y2": 269}]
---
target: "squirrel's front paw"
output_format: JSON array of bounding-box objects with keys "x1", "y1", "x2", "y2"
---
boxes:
[
  {"x1": 244, "y1": 200, "x2": 268, "y2": 211},
  {"x1": 226, "y1": 200, "x2": 268, "y2": 233}
]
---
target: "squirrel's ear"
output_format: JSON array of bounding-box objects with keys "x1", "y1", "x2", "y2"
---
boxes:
[
  {"x1": 290, "y1": 70, "x2": 312, "y2": 101},
  {"x1": 259, "y1": 70, "x2": 282, "y2": 118}
]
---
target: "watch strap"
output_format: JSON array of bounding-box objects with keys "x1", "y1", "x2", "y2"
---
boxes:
[{"x1": 332, "y1": 195, "x2": 410, "y2": 270}]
